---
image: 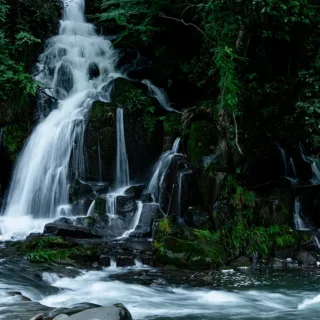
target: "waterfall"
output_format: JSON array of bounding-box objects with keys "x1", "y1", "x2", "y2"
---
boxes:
[
  {"x1": 118, "y1": 201, "x2": 143, "y2": 238},
  {"x1": 97, "y1": 135, "x2": 102, "y2": 183},
  {"x1": 142, "y1": 79, "x2": 179, "y2": 113},
  {"x1": 300, "y1": 146, "x2": 320, "y2": 184},
  {"x1": 177, "y1": 171, "x2": 184, "y2": 216},
  {"x1": 276, "y1": 143, "x2": 298, "y2": 184},
  {"x1": 0, "y1": 0, "x2": 121, "y2": 239},
  {"x1": 276, "y1": 143, "x2": 288, "y2": 176},
  {"x1": 86, "y1": 200, "x2": 95, "y2": 217},
  {"x1": 293, "y1": 197, "x2": 309, "y2": 231},
  {"x1": 116, "y1": 108, "x2": 130, "y2": 189},
  {"x1": 147, "y1": 138, "x2": 181, "y2": 202}
]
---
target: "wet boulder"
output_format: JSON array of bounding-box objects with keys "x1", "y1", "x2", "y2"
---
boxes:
[
  {"x1": 69, "y1": 179, "x2": 95, "y2": 202},
  {"x1": 124, "y1": 185, "x2": 145, "y2": 200},
  {"x1": 116, "y1": 195, "x2": 136, "y2": 216},
  {"x1": 88, "y1": 62, "x2": 100, "y2": 80},
  {"x1": 158, "y1": 154, "x2": 192, "y2": 216},
  {"x1": 69, "y1": 304, "x2": 132, "y2": 320},
  {"x1": 55, "y1": 61, "x2": 74, "y2": 98},
  {"x1": 53, "y1": 217, "x2": 74, "y2": 225},
  {"x1": 44, "y1": 222, "x2": 103, "y2": 239},
  {"x1": 140, "y1": 193, "x2": 153, "y2": 203},
  {"x1": 130, "y1": 203, "x2": 164, "y2": 238},
  {"x1": 295, "y1": 250, "x2": 317, "y2": 266},
  {"x1": 185, "y1": 206, "x2": 211, "y2": 229}
]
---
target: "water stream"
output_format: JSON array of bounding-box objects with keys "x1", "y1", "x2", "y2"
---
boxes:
[
  {"x1": 147, "y1": 138, "x2": 181, "y2": 202},
  {"x1": 115, "y1": 108, "x2": 130, "y2": 189},
  {"x1": 0, "y1": 258, "x2": 320, "y2": 320}
]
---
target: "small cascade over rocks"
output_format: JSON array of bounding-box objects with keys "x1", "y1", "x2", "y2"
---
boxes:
[
  {"x1": 147, "y1": 138, "x2": 181, "y2": 202},
  {"x1": 300, "y1": 145, "x2": 320, "y2": 184},
  {"x1": 293, "y1": 197, "x2": 310, "y2": 231},
  {"x1": 142, "y1": 79, "x2": 179, "y2": 113},
  {"x1": 276, "y1": 143, "x2": 298, "y2": 185}
]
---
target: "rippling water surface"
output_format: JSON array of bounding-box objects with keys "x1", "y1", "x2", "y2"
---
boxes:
[{"x1": 1, "y1": 257, "x2": 320, "y2": 319}]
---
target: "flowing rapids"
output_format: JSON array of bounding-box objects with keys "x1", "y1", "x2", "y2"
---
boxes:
[{"x1": 1, "y1": 259, "x2": 320, "y2": 319}]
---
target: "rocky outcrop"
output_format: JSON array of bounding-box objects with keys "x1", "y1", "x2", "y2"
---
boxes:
[
  {"x1": 185, "y1": 206, "x2": 211, "y2": 229},
  {"x1": 53, "y1": 304, "x2": 132, "y2": 320},
  {"x1": 44, "y1": 223, "x2": 103, "y2": 239},
  {"x1": 32, "y1": 304, "x2": 132, "y2": 320},
  {"x1": 84, "y1": 78, "x2": 164, "y2": 185},
  {"x1": 130, "y1": 203, "x2": 164, "y2": 238}
]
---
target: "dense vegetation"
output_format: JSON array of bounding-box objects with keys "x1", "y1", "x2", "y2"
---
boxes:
[
  {"x1": 1, "y1": 0, "x2": 319, "y2": 263},
  {"x1": 90, "y1": 0, "x2": 320, "y2": 156}
]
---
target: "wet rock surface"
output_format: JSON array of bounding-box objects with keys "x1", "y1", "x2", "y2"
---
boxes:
[
  {"x1": 51, "y1": 304, "x2": 132, "y2": 320},
  {"x1": 44, "y1": 223, "x2": 103, "y2": 239},
  {"x1": 130, "y1": 203, "x2": 164, "y2": 238}
]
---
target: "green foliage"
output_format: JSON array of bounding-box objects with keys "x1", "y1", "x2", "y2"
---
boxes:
[
  {"x1": 211, "y1": 219, "x2": 295, "y2": 257},
  {"x1": 2, "y1": 124, "x2": 29, "y2": 160},
  {"x1": 159, "y1": 113, "x2": 181, "y2": 136},
  {"x1": 0, "y1": 0, "x2": 60, "y2": 127},
  {"x1": 27, "y1": 236, "x2": 78, "y2": 263},
  {"x1": 123, "y1": 88, "x2": 156, "y2": 141},
  {"x1": 221, "y1": 176, "x2": 257, "y2": 209},
  {"x1": 29, "y1": 249, "x2": 72, "y2": 263},
  {"x1": 158, "y1": 218, "x2": 172, "y2": 235}
]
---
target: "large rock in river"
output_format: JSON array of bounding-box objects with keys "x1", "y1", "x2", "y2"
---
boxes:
[{"x1": 52, "y1": 304, "x2": 132, "y2": 320}]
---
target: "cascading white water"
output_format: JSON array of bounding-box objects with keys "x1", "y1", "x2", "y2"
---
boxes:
[
  {"x1": 86, "y1": 200, "x2": 95, "y2": 217},
  {"x1": 293, "y1": 197, "x2": 309, "y2": 231},
  {"x1": 118, "y1": 201, "x2": 143, "y2": 238},
  {"x1": 0, "y1": 0, "x2": 121, "y2": 240},
  {"x1": 116, "y1": 108, "x2": 130, "y2": 189},
  {"x1": 276, "y1": 143, "x2": 288, "y2": 176},
  {"x1": 97, "y1": 135, "x2": 102, "y2": 182},
  {"x1": 147, "y1": 138, "x2": 181, "y2": 202},
  {"x1": 276, "y1": 143, "x2": 298, "y2": 184},
  {"x1": 300, "y1": 146, "x2": 320, "y2": 184},
  {"x1": 142, "y1": 79, "x2": 179, "y2": 113}
]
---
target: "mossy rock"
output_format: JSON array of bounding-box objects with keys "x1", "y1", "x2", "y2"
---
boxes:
[
  {"x1": 153, "y1": 217, "x2": 227, "y2": 269},
  {"x1": 258, "y1": 188, "x2": 293, "y2": 227},
  {"x1": 187, "y1": 120, "x2": 220, "y2": 165},
  {"x1": 156, "y1": 236, "x2": 224, "y2": 268},
  {"x1": 85, "y1": 78, "x2": 164, "y2": 184}
]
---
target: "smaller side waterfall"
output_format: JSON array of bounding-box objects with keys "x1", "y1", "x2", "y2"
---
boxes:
[
  {"x1": 118, "y1": 201, "x2": 143, "y2": 238},
  {"x1": 293, "y1": 197, "x2": 310, "y2": 231},
  {"x1": 87, "y1": 200, "x2": 95, "y2": 217},
  {"x1": 116, "y1": 108, "x2": 130, "y2": 189},
  {"x1": 147, "y1": 138, "x2": 181, "y2": 202},
  {"x1": 300, "y1": 145, "x2": 320, "y2": 184},
  {"x1": 276, "y1": 143, "x2": 288, "y2": 176},
  {"x1": 142, "y1": 79, "x2": 179, "y2": 113},
  {"x1": 276, "y1": 143, "x2": 298, "y2": 184},
  {"x1": 97, "y1": 135, "x2": 102, "y2": 183}
]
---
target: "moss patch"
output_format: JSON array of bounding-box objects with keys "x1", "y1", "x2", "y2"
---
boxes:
[
  {"x1": 187, "y1": 120, "x2": 220, "y2": 165},
  {"x1": 153, "y1": 217, "x2": 226, "y2": 269}
]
